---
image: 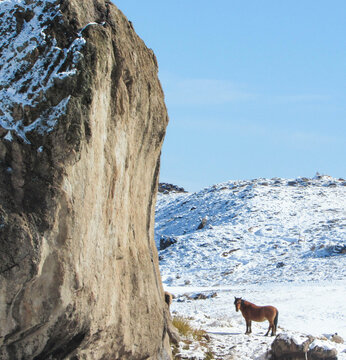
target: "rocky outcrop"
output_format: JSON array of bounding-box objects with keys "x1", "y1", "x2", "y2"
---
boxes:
[
  {"x1": 271, "y1": 334, "x2": 338, "y2": 360},
  {"x1": 159, "y1": 236, "x2": 177, "y2": 250},
  {"x1": 158, "y1": 183, "x2": 187, "y2": 194},
  {"x1": 0, "y1": 0, "x2": 171, "y2": 359},
  {"x1": 197, "y1": 216, "x2": 208, "y2": 230}
]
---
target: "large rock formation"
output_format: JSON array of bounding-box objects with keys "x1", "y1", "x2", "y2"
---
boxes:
[{"x1": 0, "y1": 0, "x2": 172, "y2": 358}]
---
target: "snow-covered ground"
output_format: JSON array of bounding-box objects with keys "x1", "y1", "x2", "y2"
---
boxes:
[{"x1": 155, "y1": 175, "x2": 346, "y2": 359}]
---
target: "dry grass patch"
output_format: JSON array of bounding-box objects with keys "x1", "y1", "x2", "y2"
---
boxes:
[
  {"x1": 172, "y1": 316, "x2": 214, "y2": 359},
  {"x1": 172, "y1": 316, "x2": 209, "y2": 341}
]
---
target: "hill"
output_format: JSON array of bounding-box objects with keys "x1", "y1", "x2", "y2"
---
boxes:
[
  {"x1": 156, "y1": 175, "x2": 346, "y2": 287},
  {"x1": 155, "y1": 175, "x2": 346, "y2": 359}
]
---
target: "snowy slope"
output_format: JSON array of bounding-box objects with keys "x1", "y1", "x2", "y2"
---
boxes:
[
  {"x1": 155, "y1": 175, "x2": 346, "y2": 359},
  {"x1": 156, "y1": 175, "x2": 346, "y2": 287}
]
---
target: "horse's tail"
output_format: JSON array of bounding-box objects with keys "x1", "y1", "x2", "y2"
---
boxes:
[{"x1": 274, "y1": 310, "x2": 279, "y2": 330}]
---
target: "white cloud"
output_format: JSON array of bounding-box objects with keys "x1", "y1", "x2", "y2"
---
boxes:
[
  {"x1": 159, "y1": 72, "x2": 329, "y2": 107},
  {"x1": 160, "y1": 74, "x2": 254, "y2": 106}
]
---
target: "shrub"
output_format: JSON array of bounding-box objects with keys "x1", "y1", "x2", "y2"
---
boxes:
[
  {"x1": 172, "y1": 316, "x2": 193, "y2": 337},
  {"x1": 172, "y1": 316, "x2": 209, "y2": 341},
  {"x1": 172, "y1": 316, "x2": 215, "y2": 359}
]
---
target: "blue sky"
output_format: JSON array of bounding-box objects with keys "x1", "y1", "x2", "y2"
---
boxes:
[{"x1": 113, "y1": 1, "x2": 346, "y2": 191}]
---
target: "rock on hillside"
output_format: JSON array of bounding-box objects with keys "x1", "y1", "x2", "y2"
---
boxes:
[
  {"x1": 158, "y1": 183, "x2": 187, "y2": 194},
  {"x1": 0, "y1": 1, "x2": 171, "y2": 359}
]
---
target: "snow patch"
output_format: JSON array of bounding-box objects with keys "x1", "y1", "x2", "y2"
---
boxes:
[
  {"x1": 309, "y1": 339, "x2": 336, "y2": 351},
  {"x1": 0, "y1": 0, "x2": 104, "y2": 143}
]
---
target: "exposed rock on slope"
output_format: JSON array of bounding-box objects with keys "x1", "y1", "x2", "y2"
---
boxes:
[
  {"x1": 0, "y1": 0, "x2": 171, "y2": 359},
  {"x1": 158, "y1": 183, "x2": 187, "y2": 194}
]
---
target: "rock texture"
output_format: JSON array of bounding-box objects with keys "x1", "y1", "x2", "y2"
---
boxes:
[
  {"x1": 0, "y1": 0, "x2": 172, "y2": 359},
  {"x1": 271, "y1": 334, "x2": 338, "y2": 360}
]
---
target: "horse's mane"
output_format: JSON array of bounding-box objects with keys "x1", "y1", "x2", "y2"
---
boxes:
[{"x1": 241, "y1": 299, "x2": 257, "y2": 307}]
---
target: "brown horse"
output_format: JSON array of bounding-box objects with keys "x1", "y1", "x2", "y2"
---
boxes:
[{"x1": 234, "y1": 297, "x2": 278, "y2": 336}]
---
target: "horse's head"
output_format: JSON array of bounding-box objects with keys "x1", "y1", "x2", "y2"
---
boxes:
[{"x1": 234, "y1": 297, "x2": 242, "y2": 312}]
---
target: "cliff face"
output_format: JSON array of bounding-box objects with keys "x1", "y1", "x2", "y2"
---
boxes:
[{"x1": 0, "y1": 1, "x2": 171, "y2": 359}]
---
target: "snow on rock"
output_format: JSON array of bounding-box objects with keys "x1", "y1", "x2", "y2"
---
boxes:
[
  {"x1": 271, "y1": 333, "x2": 338, "y2": 359},
  {"x1": 309, "y1": 339, "x2": 336, "y2": 352},
  {"x1": 0, "y1": 0, "x2": 102, "y2": 144},
  {"x1": 0, "y1": 1, "x2": 172, "y2": 359}
]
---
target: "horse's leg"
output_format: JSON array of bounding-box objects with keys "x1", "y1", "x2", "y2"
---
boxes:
[
  {"x1": 245, "y1": 320, "x2": 251, "y2": 334},
  {"x1": 247, "y1": 320, "x2": 252, "y2": 334},
  {"x1": 271, "y1": 321, "x2": 276, "y2": 336},
  {"x1": 272, "y1": 309, "x2": 278, "y2": 336},
  {"x1": 265, "y1": 322, "x2": 271, "y2": 336}
]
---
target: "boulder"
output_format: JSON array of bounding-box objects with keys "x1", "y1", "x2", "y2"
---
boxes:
[
  {"x1": 0, "y1": 0, "x2": 171, "y2": 359},
  {"x1": 158, "y1": 183, "x2": 186, "y2": 194},
  {"x1": 186, "y1": 292, "x2": 217, "y2": 301},
  {"x1": 287, "y1": 181, "x2": 298, "y2": 186},
  {"x1": 271, "y1": 334, "x2": 312, "y2": 359},
  {"x1": 308, "y1": 340, "x2": 337, "y2": 359},
  {"x1": 331, "y1": 334, "x2": 344, "y2": 344},
  {"x1": 160, "y1": 236, "x2": 178, "y2": 250},
  {"x1": 271, "y1": 334, "x2": 338, "y2": 360},
  {"x1": 197, "y1": 216, "x2": 208, "y2": 230}
]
